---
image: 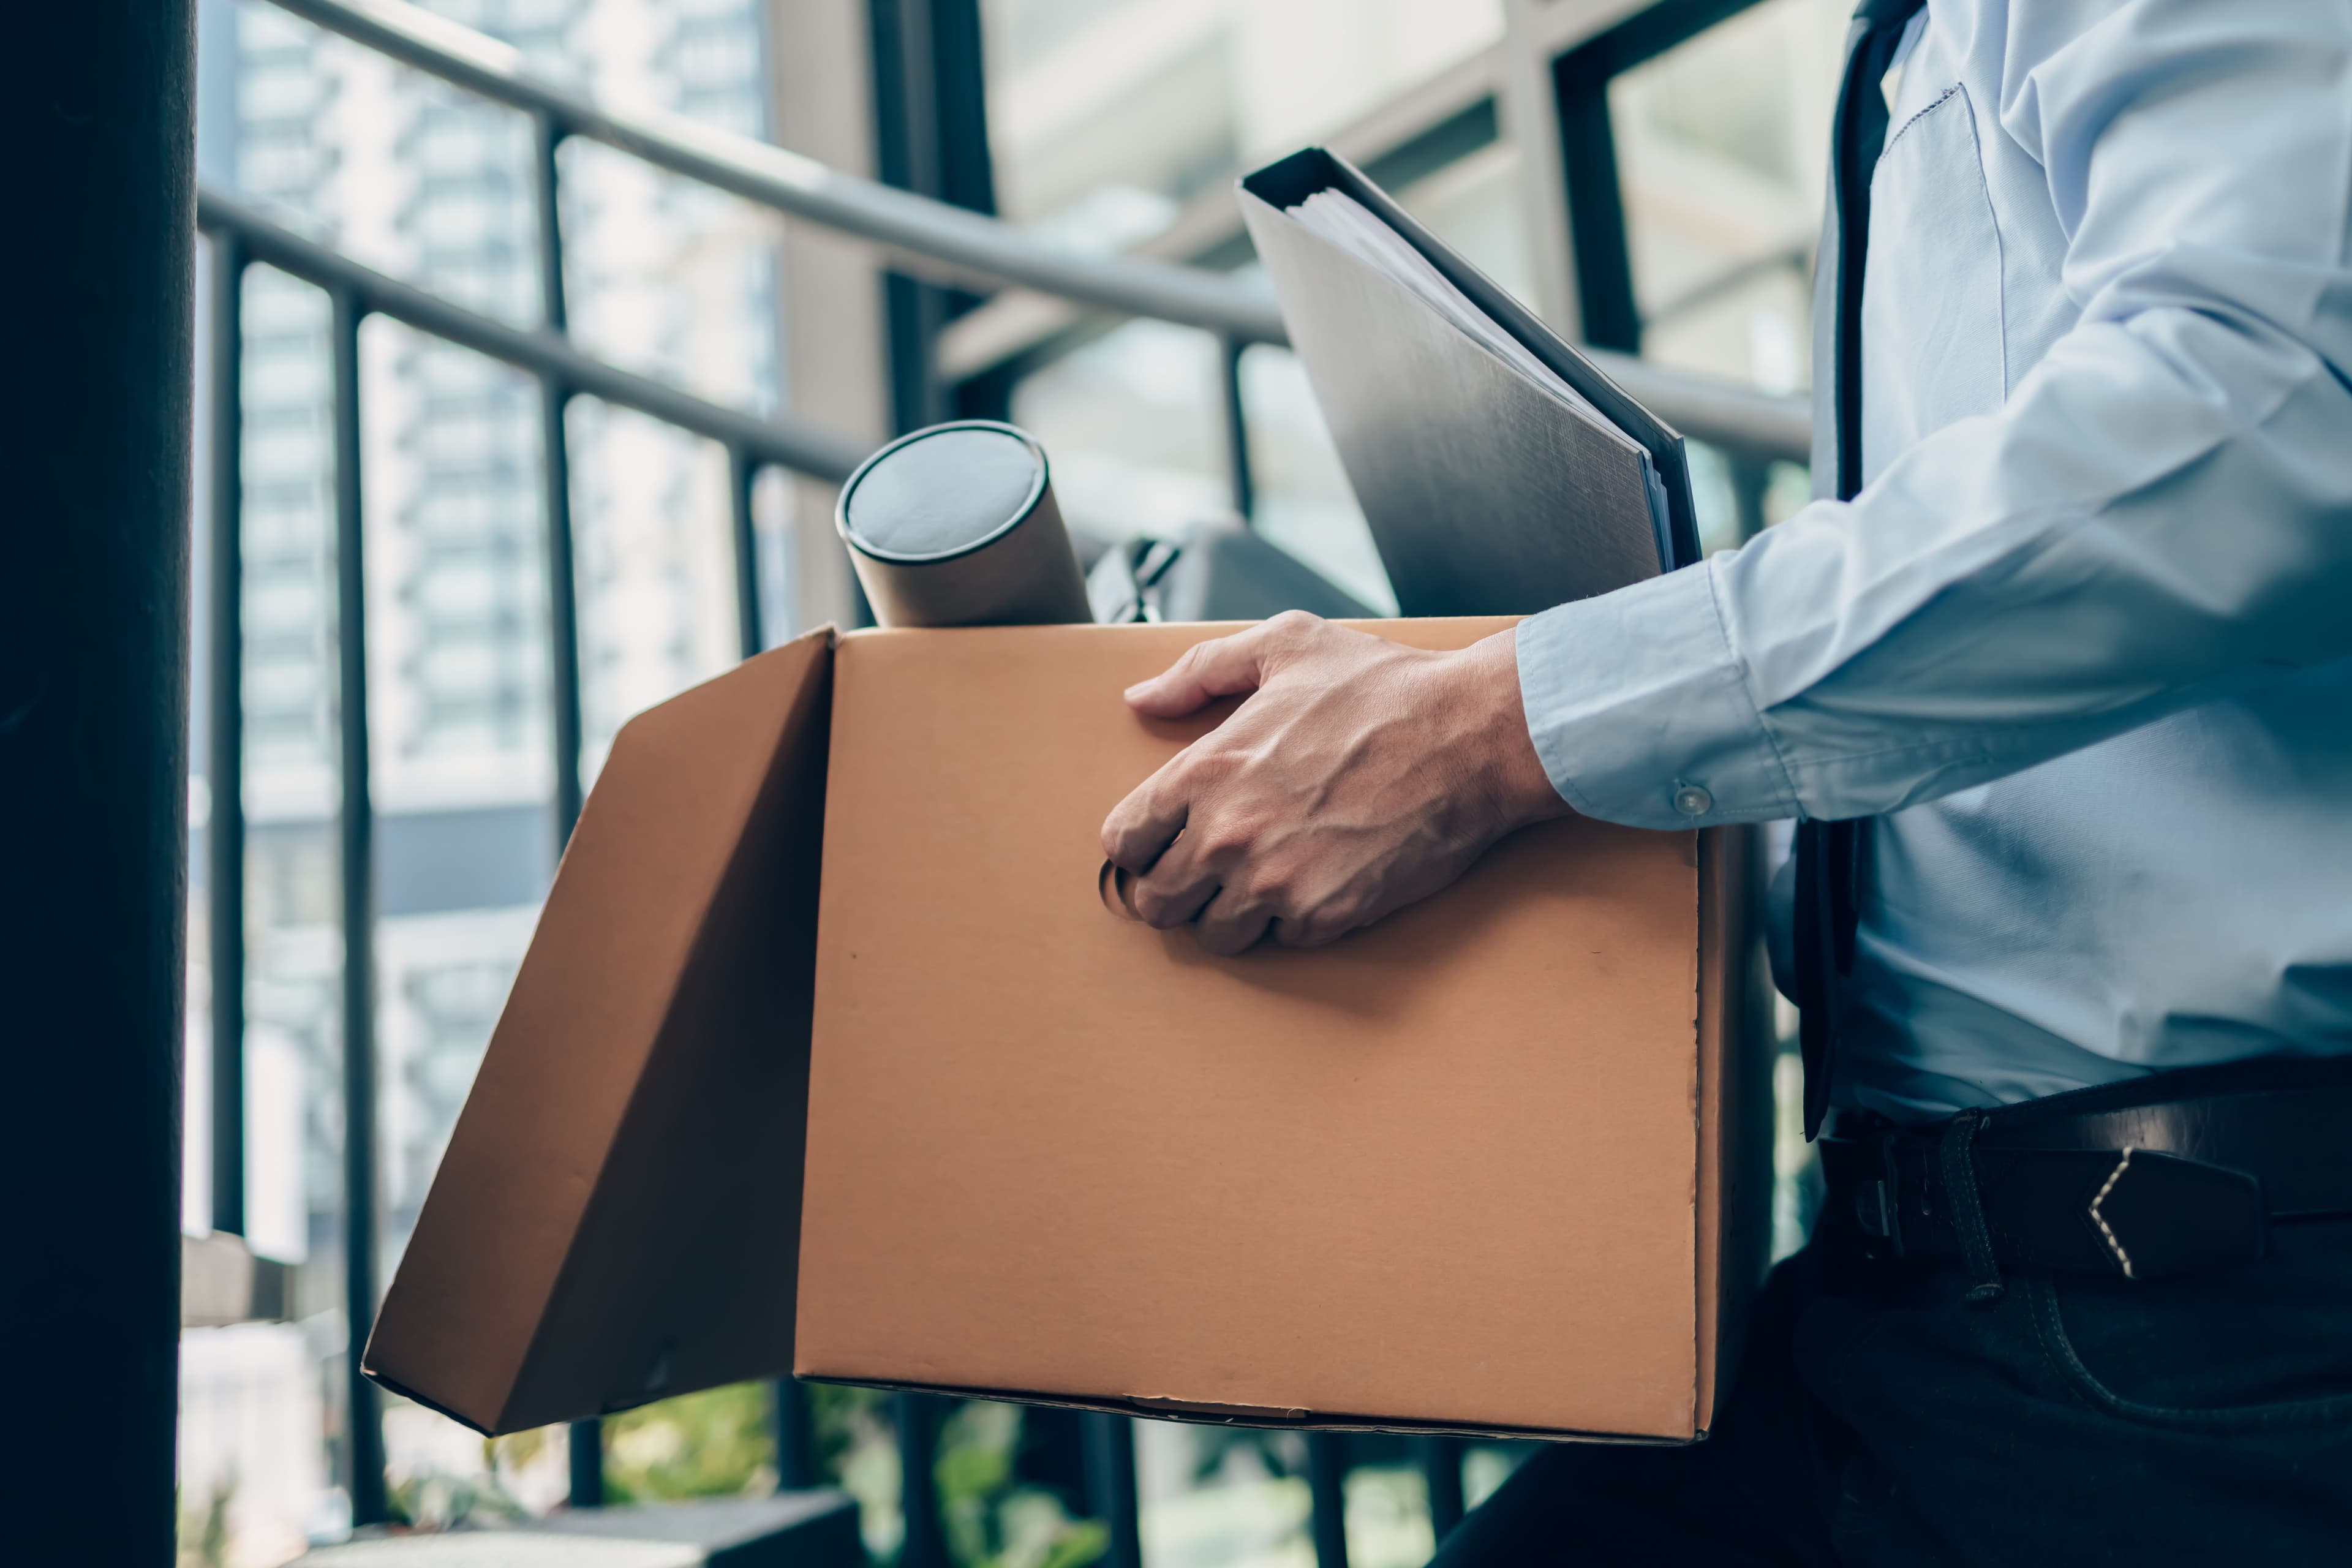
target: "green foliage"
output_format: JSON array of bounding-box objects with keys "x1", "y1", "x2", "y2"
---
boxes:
[
  {"x1": 176, "y1": 1479, "x2": 233, "y2": 1568},
  {"x1": 934, "y1": 1401, "x2": 1107, "y2": 1568},
  {"x1": 805, "y1": 1383, "x2": 904, "y2": 1556},
  {"x1": 601, "y1": 1380, "x2": 779, "y2": 1504},
  {"x1": 388, "y1": 1461, "x2": 527, "y2": 1531},
  {"x1": 564, "y1": 1382, "x2": 1113, "y2": 1568}
]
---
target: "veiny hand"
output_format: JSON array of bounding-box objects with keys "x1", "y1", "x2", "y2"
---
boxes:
[{"x1": 1099, "y1": 611, "x2": 1570, "y2": 955}]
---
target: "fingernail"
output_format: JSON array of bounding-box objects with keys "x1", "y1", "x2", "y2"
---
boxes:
[{"x1": 1123, "y1": 682, "x2": 1148, "y2": 701}]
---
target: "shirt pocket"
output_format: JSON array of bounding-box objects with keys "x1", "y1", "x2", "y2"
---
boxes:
[{"x1": 1859, "y1": 81, "x2": 2006, "y2": 484}]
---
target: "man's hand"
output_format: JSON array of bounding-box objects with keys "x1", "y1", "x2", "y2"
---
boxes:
[{"x1": 1099, "y1": 611, "x2": 1571, "y2": 955}]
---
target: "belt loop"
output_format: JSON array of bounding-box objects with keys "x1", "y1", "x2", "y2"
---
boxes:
[
  {"x1": 1940, "y1": 1109, "x2": 2005, "y2": 1305},
  {"x1": 1852, "y1": 1131, "x2": 1905, "y2": 1259}
]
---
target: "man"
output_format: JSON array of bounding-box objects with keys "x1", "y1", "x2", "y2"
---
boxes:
[{"x1": 1099, "y1": 1, "x2": 2352, "y2": 1561}]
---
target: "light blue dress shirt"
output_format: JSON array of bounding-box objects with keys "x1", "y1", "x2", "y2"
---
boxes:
[{"x1": 1516, "y1": 0, "x2": 2352, "y2": 1121}]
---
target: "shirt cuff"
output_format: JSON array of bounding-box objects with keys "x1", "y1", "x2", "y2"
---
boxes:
[{"x1": 1515, "y1": 560, "x2": 1799, "y2": 829}]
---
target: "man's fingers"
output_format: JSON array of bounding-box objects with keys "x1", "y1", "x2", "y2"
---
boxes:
[
  {"x1": 1101, "y1": 763, "x2": 1189, "y2": 873},
  {"x1": 1194, "y1": 887, "x2": 1275, "y2": 956},
  {"x1": 1270, "y1": 913, "x2": 1344, "y2": 950},
  {"x1": 1126, "y1": 832, "x2": 1221, "y2": 930},
  {"x1": 1124, "y1": 614, "x2": 1309, "y2": 718}
]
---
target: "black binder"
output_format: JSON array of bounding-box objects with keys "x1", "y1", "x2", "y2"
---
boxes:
[{"x1": 1238, "y1": 146, "x2": 1700, "y2": 617}]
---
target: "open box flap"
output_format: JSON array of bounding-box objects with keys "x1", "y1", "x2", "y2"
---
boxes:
[{"x1": 364, "y1": 629, "x2": 835, "y2": 1434}]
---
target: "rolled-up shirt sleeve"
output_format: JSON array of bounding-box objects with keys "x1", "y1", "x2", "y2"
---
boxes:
[{"x1": 1520, "y1": 3, "x2": 2352, "y2": 832}]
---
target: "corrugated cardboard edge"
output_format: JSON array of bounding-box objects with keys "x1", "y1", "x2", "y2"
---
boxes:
[
  {"x1": 364, "y1": 629, "x2": 836, "y2": 1434},
  {"x1": 1693, "y1": 824, "x2": 1770, "y2": 1438},
  {"x1": 808, "y1": 1375, "x2": 1698, "y2": 1448}
]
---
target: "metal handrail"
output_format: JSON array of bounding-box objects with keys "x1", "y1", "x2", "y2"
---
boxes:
[
  {"x1": 265, "y1": 0, "x2": 1811, "y2": 464},
  {"x1": 271, "y1": 0, "x2": 1287, "y2": 341},
  {"x1": 197, "y1": 189, "x2": 870, "y2": 481}
]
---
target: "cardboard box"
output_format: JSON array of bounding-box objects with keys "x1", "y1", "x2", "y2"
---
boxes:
[{"x1": 366, "y1": 618, "x2": 1770, "y2": 1444}]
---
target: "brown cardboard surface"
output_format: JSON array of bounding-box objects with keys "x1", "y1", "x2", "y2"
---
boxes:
[
  {"x1": 797, "y1": 619, "x2": 1714, "y2": 1441},
  {"x1": 371, "y1": 614, "x2": 1762, "y2": 1444},
  {"x1": 364, "y1": 631, "x2": 834, "y2": 1434}
]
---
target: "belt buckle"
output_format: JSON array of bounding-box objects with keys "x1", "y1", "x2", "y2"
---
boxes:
[{"x1": 1854, "y1": 1133, "x2": 1906, "y2": 1260}]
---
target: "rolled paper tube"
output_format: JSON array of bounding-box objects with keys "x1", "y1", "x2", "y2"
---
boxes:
[{"x1": 835, "y1": 420, "x2": 1093, "y2": 628}]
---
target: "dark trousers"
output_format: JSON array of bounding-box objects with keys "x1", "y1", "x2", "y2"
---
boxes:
[{"x1": 1431, "y1": 1193, "x2": 2352, "y2": 1564}]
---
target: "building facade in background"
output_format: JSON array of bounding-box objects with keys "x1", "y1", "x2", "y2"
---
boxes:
[{"x1": 182, "y1": 1, "x2": 774, "y2": 1558}]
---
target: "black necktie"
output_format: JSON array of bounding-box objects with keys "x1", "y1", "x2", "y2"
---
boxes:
[{"x1": 1795, "y1": 0, "x2": 1925, "y2": 1139}]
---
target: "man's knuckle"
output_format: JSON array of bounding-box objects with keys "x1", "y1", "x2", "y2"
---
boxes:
[
  {"x1": 1250, "y1": 867, "x2": 1299, "y2": 911},
  {"x1": 1192, "y1": 816, "x2": 1254, "y2": 864}
]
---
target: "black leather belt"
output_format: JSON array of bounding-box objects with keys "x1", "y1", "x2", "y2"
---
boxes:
[{"x1": 1820, "y1": 1057, "x2": 2352, "y2": 1281}]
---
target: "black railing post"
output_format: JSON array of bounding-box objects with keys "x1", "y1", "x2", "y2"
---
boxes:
[
  {"x1": 1552, "y1": 42, "x2": 1643, "y2": 356},
  {"x1": 533, "y1": 102, "x2": 608, "y2": 1513},
  {"x1": 771, "y1": 1378, "x2": 818, "y2": 1491},
  {"x1": 1219, "y1": 334, "x2": 1255, "y2": 523},
  {"x1": 3, "y1": 3, "x2": 194, "y2": 1557},
  {"x1": 1420, "y1": 1434, "x2": 1466, "y2": 1544},
  {"x1": 532, "y1": 111, "x2": 569, "y2": 334},
  {"x1": 544, "y1": 379, "x2": 585, "y2": 846},
  {"x1": 568, "y1": 1420, "x2": 606, "y2": 1512},
  {"x1": 1306, "y1": 1431, "x2": 1350, "y2": 1568},
  {"x1": 1728, "y1": 452, "x2": 1773, "y2": 546},
  {"x1": 728, "y1": 444, "x2": 765, "y2": 659},
  {"x1": 208, "y1": 232, "x2": 250, "y2": 1239},
  {"x1": 895, "y1": 1392, "x2": 948, "y2": 1568},
  {"x1": 532, "y1": 112, "x2": 586, "y2": 862},
  {"x1": 1082, "y1": 1414, "x2": 1144, "y2": 1568},
  {"x1": 331, "y1": 285, "x2": 391, "y2": 1528}
]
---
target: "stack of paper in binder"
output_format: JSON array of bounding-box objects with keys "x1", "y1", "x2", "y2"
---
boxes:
[{"x1": 1238, "y1": 148, "x2": 1700, "y2": 615}]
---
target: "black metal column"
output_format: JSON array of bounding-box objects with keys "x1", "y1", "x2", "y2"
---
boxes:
[
  {"x1": 1420, "y1": 1434, "x2": 1466, "y2": 1544},
  {"x1": 772, "y1": 1378, "x2": 819, "y2": 1492},
  {"x1": 531, "y1": 115, "x2": 584, "y2": 851},
  {"x1": 543, "y1": 374, "x2": 585, "y2": 843},
  {"x1": 1548, "y1": 0, "x2": 1768, "y2": 358},
  {"x1": 543, "y1": 443, "x2": 595, "y2": 1504},
  {"x1": 530, "y1": 104, "x2": 606, "y2": 1513},
  {"x1": 1218, "y1": 336, "x2": 1256, "y2": 523},
  {"x1": 1082, "y1": 1414, "x2": 1144, "y2": 1568},
  {"x1": 728, "y1": 444, "x2": 766, "y2": 659},
  {"x1": 331, "y1": 287, "x2": 392, "y2": 1528},
  {"x1": 208, "y1": 233, "x2": 251, "y2": 1239},
  {"x1": 1728, "y1": 453, "x2": 1773, "y2": 545},
  {"x1": 1551, "y1": 49, "x2": 1642, "y2": 356},
  {"x1": 1, "y1": 4, "x2": 194, "y2": 1558},
  {"x1": 895, "y1": 1392, "x2": 949, "y2": 1568},
  {"x1": 869, "y1": 0, "x2": 996, "y2": 435},
  {"x1": 1306, "y1": 1431, "x2": 1350, "y2": 1568}
]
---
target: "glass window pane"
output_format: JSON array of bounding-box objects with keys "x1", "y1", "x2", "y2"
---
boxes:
[
  {"x1": 1609, "y1": 0, "x2": 1852, "y2": 392},
  {"x1": 982, "y1": 0, "x2": 1507, "y2": 249},
  {"x1": 567, "y1": 398, "x2": 746, "y2": 784},
  {"x1": 1238, "y1": 343, "x2": 1393, "y2": 613},
  {"x1": 558, "y1": 139, "x2": 784, "y2": 415},
  {"x1": 1008, "y1": 320, "x2": 1231, "y2": 552},
  {"x1": 361, "y1": 320, "x2": 554, "y2": 815}
]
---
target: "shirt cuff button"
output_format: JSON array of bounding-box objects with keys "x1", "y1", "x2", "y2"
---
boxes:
[{"x1": 1672, "y1": 782, "x2": 1713, "y2": 818}]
